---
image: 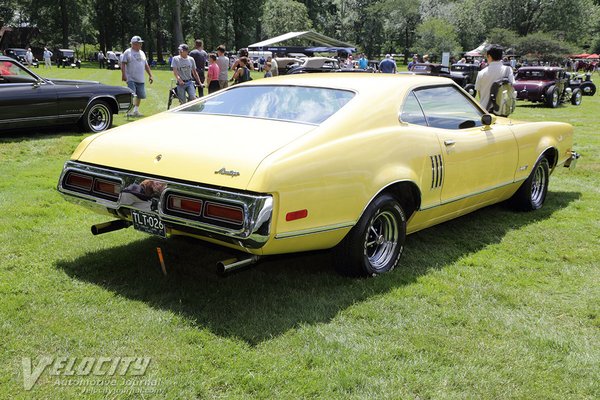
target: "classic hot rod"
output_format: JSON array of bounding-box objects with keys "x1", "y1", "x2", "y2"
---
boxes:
[{"x1": 57, "y1": 74, "x2": 579, "y2": 276}]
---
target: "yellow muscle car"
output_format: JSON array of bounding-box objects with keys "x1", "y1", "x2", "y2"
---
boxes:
[{"x1": 57, "y1": 74, "x2": 579, "y2": 276}]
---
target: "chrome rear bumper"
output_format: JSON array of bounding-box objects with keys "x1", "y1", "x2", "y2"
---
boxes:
[{"x1": 57, "y1": 161, "x2": 273, "y2": 249}]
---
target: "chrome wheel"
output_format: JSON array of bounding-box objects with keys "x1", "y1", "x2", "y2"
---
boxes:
[
  {"x1": 551, "y1": 90, "x2": 559, "y2": 107},
  {"x1": 364, "y1": 210, "x2": 399, "y2": 271},
  {"x1": 88, "y1": 103, "x2": 111, "y2": 132},
  {"x1": 531, "y1": 161, "x2": 547, "y2": 207}
]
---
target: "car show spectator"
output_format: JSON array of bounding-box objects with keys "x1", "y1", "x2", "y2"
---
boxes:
[
  {"x1": 231, "y1": 56, "x2": 252, "y2": 84},
  {"x1": 379, "y1": 54, "x2": 396, "y2": 73},
  {"x1": 121, "y1": 35, "x2": 154, "y2": 117},
  {"x1": 474, "y1": 44, "x2": 514, "y2": 112},
  {"x1": 98, "y1": 51, "x2": 105, "y2": 69},
  {"x1": 216, "y1": 45, "x2": 229, "y2": 89},
  {"x1": 407, "y1": 55, "x2": 418, "y2": 71},
  {"x1": 358, "y1": 53, "x2": 368, "y2": 70},
  {"x1": 43, "y1": 47, "x2": 52, "y2": 68},
  {"x1": 24, "y1": 48, "x2": 33, "y2": 66},
  {"x1": 259, "y1": 55, "x2": 265, "y2": 71},
  {"x1": 171, "y1": 43, "x2": 201, "y2": 104},
  {"x1": 206, "y1": 54, "x2": 220, "y2": 94},
  {"x1": 423, "y1": 54, "x2": 430, "y2": 63},
  {"x1": 268, "y1": 56, "x2": 278, "y2": 76},
  {"x1": 263, "y1": 62, "x2": 272, "y2": 78},
  {"x1": 189, "y1": 39, "x2": 208, "y2": 97}
]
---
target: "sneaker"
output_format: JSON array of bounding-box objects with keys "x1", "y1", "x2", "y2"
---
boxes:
[{"x1": 127, "y1": 110, "x2": 143, "y2": 118}]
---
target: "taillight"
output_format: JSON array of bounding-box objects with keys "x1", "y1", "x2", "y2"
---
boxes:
[
  {"x1": 166, "y1": 195, "x2": 202, "y2": 216},
  {"x1": 93, "y1": 179, "x2": 121, "y2": 197},
  {"x1": 65, "y1": 172, "x2": 93, "y2": 191},
  {"x1": 204, "y1": 202, "x2": 244, "y2": 225}
]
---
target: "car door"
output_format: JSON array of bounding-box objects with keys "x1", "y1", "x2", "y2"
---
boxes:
[
  {"x1": 411, "y1": 85, "x2": 519, "y2": 205},
  {"x1": 0, "y1": 60, "x2": 58, "y2": 129}
]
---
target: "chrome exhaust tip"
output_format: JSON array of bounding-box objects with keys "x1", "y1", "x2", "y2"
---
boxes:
[
  {"x1": 216, "y1": 255, "x2": 261, "y2": 275},
  {"x1": 91, "y1": 220, "x2": 130, "y2": 235}
]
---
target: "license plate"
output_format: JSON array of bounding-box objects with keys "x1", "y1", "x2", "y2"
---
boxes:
[{"x1": 131, "y1": 210, "x2": 166, "y2": 238}]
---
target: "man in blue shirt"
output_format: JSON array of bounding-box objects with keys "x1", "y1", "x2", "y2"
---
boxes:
[
  {"x1": 358, "y1": 54, "x2": 368, "y2": 70},
  {"x1": 379, "y1": 54, "x2": 397, "y2": 74}
]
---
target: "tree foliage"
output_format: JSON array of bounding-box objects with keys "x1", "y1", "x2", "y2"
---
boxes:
[{"x1": 1, "y1": 0, "x2": 599, "y2": 60}]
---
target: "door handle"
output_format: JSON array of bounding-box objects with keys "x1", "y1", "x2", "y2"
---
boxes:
[{"x1": 444, "y1": 140, "x2": 456, "y2": 146}]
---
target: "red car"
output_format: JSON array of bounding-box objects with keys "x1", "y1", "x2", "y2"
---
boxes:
[{"x1": 514, "y1": 67, "x2": 582, "y2": 108}]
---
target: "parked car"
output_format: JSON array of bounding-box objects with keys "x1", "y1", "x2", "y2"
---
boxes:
[
  {"x1": 287, "y1": 57, "x2": 345, "y2": 74},
  {"x1": 57, "y1": 74, "x2": 579, "y2": 277},
  {"x1": 54, "y1": 48, "x2": 81, "y2": 68},
  {"x1": 0, "y1": 56, "x2": 132, "y2": 132},
  {"x1": 450, "y1": 63, "x2": 480, "y2": 96},
  {"x1": 3, "y1": 48, "x2": 39, "y2": 68},
  {"x1": 106, "y1": 51, "x2": 122, "y2": 69},
  {"x1": 514, "y1": 67, "x2": 582, "y2": 107},
  {"x1": 567, "y1": 72, "x2": 596, "y2": 96}
]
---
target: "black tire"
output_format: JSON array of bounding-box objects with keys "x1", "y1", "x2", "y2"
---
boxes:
[
  {"x1": 79, "y1": 100, "x2": 113, "y2": 132},
  {"x1": 571, "y1": 88, "x2": 582, "y2": 105},
  {"x1": 334, "y1": 194, "x2": 406, "y2": 277},
  {"x1": 544, "y1": 85, "x2": 559, "y2": 108},
  {"x1": 580, "y1": 82, "x2": 596, "y2": 96},
  {"x1": 510, "y1": 157, "x2": 550, "y2": 211},
  {"x1": 464, "y1": 84, "x2": 476, "y2": 97}
]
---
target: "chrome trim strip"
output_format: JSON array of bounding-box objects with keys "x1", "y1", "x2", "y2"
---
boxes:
[
  {"x1": 420, "y1": 178, "x2": 526, "y2": 211},
  {"x1": 275, "y1": 222, "x2": 355, "y2": 239},
  {"x1": 57, "y1": 161, "x2": 273, "y2": 248}
]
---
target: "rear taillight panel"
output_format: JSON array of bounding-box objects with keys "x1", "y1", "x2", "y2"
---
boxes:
[
  {"x1": 63, "y1": 171, "x2": 121, "y2": 201},
  {"x1": 162, "y1": 191, "x2": 245, "y2": 229}
]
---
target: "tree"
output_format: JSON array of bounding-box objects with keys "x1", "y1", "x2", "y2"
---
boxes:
[
  {"x1": 414, "y1": 17, "x2": 462, "y2": 59},
  {"x1": 516, "y1": 31, "x2": 577, "y2": 61},
  {"x1": 261, "y1": 0, "x2": 312, "y2": 38},
  {"x1": 487, "y1": 28, "x2": 519, "y2": 49}
]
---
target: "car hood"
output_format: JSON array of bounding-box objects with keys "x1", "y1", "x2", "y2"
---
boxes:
[
  {"x1": 74, "y1": 112, "x2": 316, "y2": 190},
  {"x1": 47, "y1": 78, "x2": 101, "y2": 86}
]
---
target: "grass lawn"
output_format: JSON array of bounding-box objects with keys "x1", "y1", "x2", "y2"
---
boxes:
[{"x1": 0, "y1": 66, "x2": 598, "y2": 399}]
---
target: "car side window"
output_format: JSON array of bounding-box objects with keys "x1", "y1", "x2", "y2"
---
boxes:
[
  {"x1": 413, "y1": 85, "x2": 483, "y2": 130},
  {"x1": 400, "y1": 92, "x2": 427, "y2": 126},
  {"x1": 0, "y1": 61, "x2": 37, "y2": 83}
]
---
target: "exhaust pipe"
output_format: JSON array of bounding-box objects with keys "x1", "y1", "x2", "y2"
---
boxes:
[
  {"x1": 91, "y1": 220, "x2": 130, "y2": 235},
  {"x1": 216, "y1": 255, "x2": 261, "y2": 275}
]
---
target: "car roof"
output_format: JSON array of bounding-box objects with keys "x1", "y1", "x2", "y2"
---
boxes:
[
  {"x1": 242, "y1": 73, "x2": 454, "y2": 92},
  {"x1": 518, "y1": 66, "x2": 563, "y2": 71}
]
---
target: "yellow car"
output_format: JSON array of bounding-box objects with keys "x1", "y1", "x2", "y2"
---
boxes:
[{"x1": 57, "y1": 74, "x2": 579, "y2": 276}]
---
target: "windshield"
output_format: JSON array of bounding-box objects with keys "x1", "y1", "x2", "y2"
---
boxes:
[{"x1": 177, "y1": 85, "x2": 355, "y2": 125}]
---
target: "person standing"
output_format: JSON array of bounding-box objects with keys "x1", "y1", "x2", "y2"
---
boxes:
[
  {"x1": 98, "y1": 51, "x2": 105, "y2": 69},
  {"x1": 216, "y1": 45, "x2": 229, "y2": 89},
  {"x1": 379, "y1": 54, "x2": 396, "y2": 74},
  {"x1": 268, "y1": 55, "x2": 278, "y2": 76},
  {"x1": 121, "y1": 36, "x2": 154, "y2": 117},
  {"x1": 171, "y1": 44, "x2": 201, "y2": 104},
  {"x1": 206, "y1": 54, "x2": 221, "y2": 94},
  {"x1": 25, "y1": 48, "x2": 33, "y2": 66},
  {"x1": 474, "y1": 44, "x2": 514, "y2": 112},
  {"x1": 407, "y1": 55, "x2": 418, "y2": 71},
  {"x1": 263, "y1": 62, "x2": 272, "y2": 78},
  {"x1": 43, "y1": 48, "x2": 53, "y2": 68},
  {"x1": 358, "y1": 53, "x2": 368, "y2": 70},
  {"x1": 189, "y1": 39, "x2": 208, "y2": 97}
]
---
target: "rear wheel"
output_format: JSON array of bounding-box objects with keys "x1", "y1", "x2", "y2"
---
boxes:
[
  {"x1": 79, "y1": 100, "x2": 113, "y2": 132},
  {"x1": 510, "y1": 157, "x2": 550, "y2": 211},
  {"x1": 334, "y1": 194, "x2": 406, "y2": 277},
  {"x1": 571, "y1": 88, "x2": 582, "y2": 105},
  {"x1": 544, "y1": 86, "x2": 559, "y2": 108},
  {"x1": 580, "y1": 82, "x2": 596, "y2": 96}
]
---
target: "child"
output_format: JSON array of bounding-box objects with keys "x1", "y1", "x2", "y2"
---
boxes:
[{"x1": 206, "y1": 54, "x2": 220, "y2": 94}]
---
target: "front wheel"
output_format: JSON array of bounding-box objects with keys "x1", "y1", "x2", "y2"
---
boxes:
[
  {"x1": 510, "y1": 157, "x2": 550, "y2": 211},
  {"x1": 545, "y1": 85, "x2": 559, "y2": 108},
  {"x1": 79, "y1": 100, "x2": 113, "y2": 132},
  {"x1": 571, "y1": 88, "x2": 582, "y2": 105},
  {"x1": 334, "y1": 194, "x2": 406, "y2": 277}
]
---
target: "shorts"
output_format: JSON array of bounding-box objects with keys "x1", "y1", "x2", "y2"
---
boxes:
[
  {"x1": 127, "y1": 81, "x2": 146, "y2": 99},
  {"x1": 219, "y1": 80, "x2": 228, "y2": 89}
]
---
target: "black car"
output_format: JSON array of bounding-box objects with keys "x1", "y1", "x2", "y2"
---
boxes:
[
  {"x1": 408, "y1": 63, "x2": 479, "y2": 97},
  {"x1": 0, "y1": 56, "x2": 132, "y2": 132},
  {"x1": 54, "y1": 48, "x2": 81, "y2": 68},
  {"x1": 450, "y1": 63, "x2": 480, "y2": 96},
  {"x1": 3, "y1": 48, "x2": 39, "y2": 68}
]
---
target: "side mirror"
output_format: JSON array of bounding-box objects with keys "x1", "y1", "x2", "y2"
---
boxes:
[{"x1": 481, "y1": 114, "x2": 494, "y2": 126}]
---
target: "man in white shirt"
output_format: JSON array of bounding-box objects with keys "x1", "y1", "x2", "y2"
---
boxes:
[
  {"x1": 121, "y1": 36, "x2": 154, "y2": 117},
  {"x1": 25, "y1": 48, "x2": 33, "y2": 66},
  {"x1": 475, "y1": 45, "x2": 514, "y2": 112},
  {"x1": 43, "y1": 48, "x2": 53, "y2": 68}
]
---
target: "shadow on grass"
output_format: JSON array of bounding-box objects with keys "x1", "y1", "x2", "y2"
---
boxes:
[{"x1": 55, "y1": 190, "x2": 580, "y2": 345}]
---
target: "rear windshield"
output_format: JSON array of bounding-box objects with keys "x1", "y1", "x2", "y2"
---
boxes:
[
  {"x1": 516, "y1": 70, "x2": 551, "y2": 80},
  {"x1": 178, "y1": 85, "x2": 355, "y2": 124}
]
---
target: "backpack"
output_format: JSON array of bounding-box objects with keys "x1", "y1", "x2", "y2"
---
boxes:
[{"x1": 487, "y1": 66, "x2": 516, "y2": 117}]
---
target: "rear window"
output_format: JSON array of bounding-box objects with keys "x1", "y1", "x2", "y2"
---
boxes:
[{"x1": 177, "y1": 85, "x2": 355, "y2": 125}]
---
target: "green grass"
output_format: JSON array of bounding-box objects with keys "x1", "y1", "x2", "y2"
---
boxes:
[{"x1": 0, "y1": 67, "x2": 599, "y2": 399}]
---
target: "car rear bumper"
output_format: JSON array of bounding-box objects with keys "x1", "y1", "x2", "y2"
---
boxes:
[{"x1": 57, "y1": 161, "x2": 273, "y2": 249}]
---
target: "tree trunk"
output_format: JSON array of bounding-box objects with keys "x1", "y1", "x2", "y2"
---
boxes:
[
  {"x1": 173, "y1": 0, "x2": 184, "y2": 46},
  {"x1": 60, "y1": 0, "x2": 69, "y2": 48}
]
